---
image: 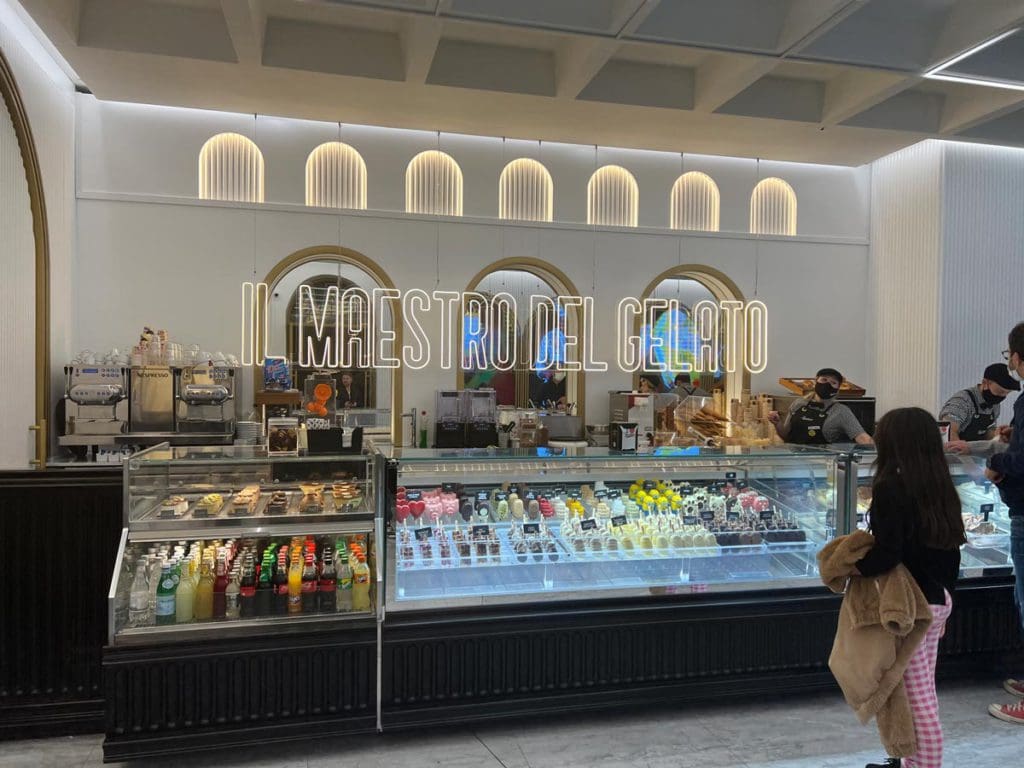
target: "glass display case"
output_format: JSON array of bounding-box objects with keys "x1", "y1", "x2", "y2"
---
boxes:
[
  {"x1": 108, "y1": 444, "x2": 381, "y2": 646},
  {"x1": 845, "y1": 448, "x2": 1014, "y2": 579},
  {"x1": 382, "y1": 446, "x2": 840, "y2": 611}
]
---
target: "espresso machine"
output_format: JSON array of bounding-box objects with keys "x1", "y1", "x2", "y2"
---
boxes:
[
  {"x1": 174, "y1": 364, "x2": 236, "y2": 438},
  {"x1": 463, "y1": 389, "x2": 499, "y2": 448},
  {"x1": 62, "y1": 365, "x2": 130, "y2": 436},
  {"x1": 129, "y1": 365, "x2": 176, "y2": 433}
]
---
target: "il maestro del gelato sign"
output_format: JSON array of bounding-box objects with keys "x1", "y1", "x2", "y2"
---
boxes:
[{"x1": 240, "y1": 282, "x2": 767, "y2": 374}]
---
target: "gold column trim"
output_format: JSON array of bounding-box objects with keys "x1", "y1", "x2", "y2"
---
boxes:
[
  {"x1": 0, "y1": 46, "x2": 51, "y2": 469},
  {"x1": 461, "y1": 256, "x2": 587, "y2": 425},
  {"x1": 255, "y1": 245, "x2": 404, "y2": 443},
  {"x1": 633, "y1": 264, "x2": 750, "y2": 396}
]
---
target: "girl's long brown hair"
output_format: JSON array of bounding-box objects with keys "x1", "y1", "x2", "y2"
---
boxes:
[{"x1": 872, "y1": 407, "x2": 966, "y2": 549}]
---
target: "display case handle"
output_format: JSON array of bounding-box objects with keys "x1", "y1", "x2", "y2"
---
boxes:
[{"x1": 28, "y1": 418, "x2": 46, "y2": 468}]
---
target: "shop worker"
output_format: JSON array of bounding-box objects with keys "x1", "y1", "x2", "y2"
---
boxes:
[
  {"x1": 768, "y1": 367, "x2": 872, "y2": 446},
  {"x1": 984, "y1": 322, "x2": 1024, "y2": 726},
  {"x1": 673, "y1": 373, "x2": 709, "y2": 398},
  {"x1": 940, "y1": 363, "x2": 1019, "y2": 442}
]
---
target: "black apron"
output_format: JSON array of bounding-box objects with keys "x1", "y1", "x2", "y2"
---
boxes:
[
  {"x1": 788, "y1": 401, "x2": 830, "y2": 445},
  {"x1": 959, "y1": 388, "x2": 996, "y2": 441}
]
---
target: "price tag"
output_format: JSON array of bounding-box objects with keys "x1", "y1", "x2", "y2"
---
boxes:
[
  {"x1": 525, "y1": 491, "x2": 537, "y2": 501},
  {"x1": 643, "y1": 481, "x2": 657, "y2": 491},
  {"x1": 580, "y1": 518, "x2": 598, "y2": 531},
  {"x1": 683, "y1": 515, "x2": 698, "y2": 525},
  {"x1": 472, "y1": 524, "x2": 491, "y2": 538},
  {"x1": 725, "y1": 472, "x2": 737, "y2": 481},
  {"x1": 700, "y1": 510, "x2": 715, "y2": 521},
  {"x1": 568, "y1": 492, "x2": 581, "y2": 501},
  {"x1": 441, "y1": 482, "x2": 458, "y2": 493},
  {"x1": 610, "y1": 515, "x2": 627, "y2": 528},
  {"x1": 477, "y1": 490, "x2": 490, "y2": 501},
  {"x1": 981, "y1": 503, "x2": 994, "y2": 522},
  {"x1": 726, "y1": 511, "x2": 740, "y2": 521},
  {"x1": 759, "y1": 509, "x2": 775, "y2": 522},
  {"x1": 553, "y1": 486, "x2": 565, "y2": 495},
  {"x1": 495, "y1": 492, "x2": 508, "y2": 502},
  {"x1": 405, "y1": 490, "x2": 423, "y2": 501},
  {"x1": 608, "y1": 490, "x2": 622, "y2": 499},
  {"x1": 523, "y1": 522, "x2": 540, "y2": 534},
  {"x1": 595, "y1": 489, "x2": 608, "y2": 499},
  {"x1": 414, "y1": 527, "x2": 432, "y2": 542}
]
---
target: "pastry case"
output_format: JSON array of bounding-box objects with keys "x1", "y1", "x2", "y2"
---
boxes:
[
  {"x1": 382, "y1": 446, "x2": 840, "y2": 611},
  {"x1": 844, "y1": 449, "x2": 1014, "y2": 579},
  {"x1": 108, "y1": 443, "x2": 381, "y2": 645}
]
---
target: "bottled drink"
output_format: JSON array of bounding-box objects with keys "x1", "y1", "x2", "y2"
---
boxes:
[
  {"x1": 194, "y1": 560, "x2": 215, "y2": 621},
  {"x1": 352, "y1": 554, "x2": 371, "y2": 611},
  {"x1": 225, "y1": 571, "x2": 241, "y2": 620},
  {"x1": 175, "y1": 557, "x2": 195, "y2": 623},
  {"x1": 337, "y1": 556, "x2": 353, "y2": 612},
  {"x1": 319, "y1": 547, "x2": 337, "y2": 613},
  {"x1": 287, "y1": 553, "x2": 303, "y2": 614},
  {"x1": 301, "y1": 552, "x2": 318, "y2": 613},
  {"x1": 239, "y1": 554, "x2": 256, "y2": 618},
  {"x1": 128, "y1": 559, "x2": 151, "y2": 628},
  {"x1": 147, "y1": 554, "x2": 162, "y2": 619},
  {"x1": 272, "y1": 550, "x2": 289, "y2": 616},
  {"x1": 212, "y1": 557, "x2": 228, "y2": 619},
  {"x1": 154, "y1": 564, "x2": 177, "y2": 626},
  {"x1": 255, "y1": 559, "x2": 272, "y2": 617}
]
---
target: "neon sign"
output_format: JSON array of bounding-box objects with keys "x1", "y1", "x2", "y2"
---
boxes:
[{"x1": 242, "y1": 283, "x2": 768, "y2": 374}]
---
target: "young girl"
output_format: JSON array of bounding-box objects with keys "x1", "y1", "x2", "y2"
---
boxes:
[{"x1": 859, "y1": 407, "x2": 965, "y2": 768}]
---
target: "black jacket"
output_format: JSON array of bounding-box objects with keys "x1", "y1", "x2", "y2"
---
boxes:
[
  {"x1": 855, "y1": 479, "x2": 960, "y2": 605},
  {"x1": 989, "y1": 394, "x2": 1024, "y2": 515}
]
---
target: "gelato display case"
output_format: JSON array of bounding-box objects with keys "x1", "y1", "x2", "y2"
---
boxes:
[
  {"x1": 108, "y1": 444, "x2": 381, "y2": 646},
  {"x1": 844, "y1": 448, "x2": 1015, "y2": 579},
  {"x1": 382, "y1": 446, "x2": 840, "y2": 611}
]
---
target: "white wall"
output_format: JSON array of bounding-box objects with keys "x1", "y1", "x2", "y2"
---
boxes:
[
  {"x1": 868, "y1": 140, "x2": 943, "y2": 415},
  {"x1": 0, "y1": 0, "x2": 75, "y2": 465},
  {"x1": 73, "y1": 96, "x2": 872, "y2": 428},
  {"x1": 869, "y1": 139, "x2": 1024, "y2": 422},
  {"x1": 939, "y1": 142, "x2": 1024, "y2": 410}
]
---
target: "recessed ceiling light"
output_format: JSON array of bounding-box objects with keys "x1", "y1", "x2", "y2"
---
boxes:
[{"x1": 924, "y1": 28, "x2": 1023, "y2": 91}]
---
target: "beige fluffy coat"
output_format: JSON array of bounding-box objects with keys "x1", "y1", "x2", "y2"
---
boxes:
[{"x1": 818, "y1": 531, "x2": 933, "y2": 758}]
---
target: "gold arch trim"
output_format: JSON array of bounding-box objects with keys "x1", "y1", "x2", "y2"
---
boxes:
[
  {"x1": 634, "y1": 264, "x2": 750, "y2": 396},
  {"x1": 257, "y1": 245, "x2": 404, "y2": 443},
  {"x1": 462, "y1": 257, "x2": 586, "y2": 423},
  {"x1": 0, "y1": 46, "x2": 50, "y2": 468}
]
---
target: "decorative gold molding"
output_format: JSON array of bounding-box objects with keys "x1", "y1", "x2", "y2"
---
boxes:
[
  {"x1": 462, "y1": 257, "x2": 587, "y2": 424},
  {"x1": 256, "y1": 245, "x2": 404, "y2": 443},
  {"x1": 0, "y1": 46, "x2": 50, "y2": 468},
  {"x1": 634, "y1": 264, "x2": 750, "y2": 396}
]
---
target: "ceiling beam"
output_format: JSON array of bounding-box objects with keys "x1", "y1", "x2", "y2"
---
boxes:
[
  {"x1": 400, "y1": 14, "x2": 443, "y2": 84},
  {"x1": 692, "y1": 55, "x2": 778, "y2": 113},
  {"x1": 939, "y1": 88, "x2": 1024, "y2": 135},
  {"x1": 777, "y1": 0, "x2": 866, "y2": 54},
  {"x1": 220, "y1": 0, "x2": 265, "y2": 67},
  {"x1": 928, "y1": 0, "x2": 1024, "y2": 68},
  {"x1": 554, "y1": 0, "x2": 660, "y2": 100},
  {"x1": 821, "y1": 69, "x2": 919, "y2": 126}
]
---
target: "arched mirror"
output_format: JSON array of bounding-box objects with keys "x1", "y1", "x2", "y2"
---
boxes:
[
  {"x1": 637, "y1": 266, "x2": 748, "y2": 406},
  {"x1": 256, "y1": 247, "x2": 401, "y2": 441},
  {"x1": 461, "y1": 259, "x2": 584, "y2": 418}
]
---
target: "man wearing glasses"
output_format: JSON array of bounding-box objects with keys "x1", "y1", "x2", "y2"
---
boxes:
[{"x1": 985, "y1": 323, "x2": 1024, "y2": 724}]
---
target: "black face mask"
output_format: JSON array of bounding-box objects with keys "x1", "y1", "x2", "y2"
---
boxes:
[
  {"x1": 814, "y1": 381, "x2": 839, "y2": 400},
  {"x1": 982, "y1": 389, "x2": 1005, "y2": 406}
]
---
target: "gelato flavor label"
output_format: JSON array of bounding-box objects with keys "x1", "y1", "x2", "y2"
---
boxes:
[
  {"x1": 981, "y1": 503, "x2": 994, "y2": 521},
  {"x1": 643, "y1": 481, "x2": 657, "y2": 491},
  {"x1": 760, "y1": 509, "x2": 775, "y2": 521},
  {"x1": 442, "y1": 482, "x2": 458, "y2": 492},
  {"x1": 523, "y1": 522, "x2": 540, "y2": 534},
  {"x1": 683, "y1": 515, "x2": 698, "y2": 525},
  {"x1": 726, "y1": 511, "x2": 740, "y2": 521},
  {"x1": 405, "y1": 490, "x2": 422, "y2": 501},
  {"x1": 580, "y1": 518, "x2": 598, "y2": 531},
  {"x1": 700, "y1": 510, "x2": 715, "y2": 521},
  {"x1": 472, "y1": 524, "x2": 491, "y2": 537},
  {"x1": 725, "y1": 472, "x2": 737, "y2": 480},
  {"x1": 610, "y1": 515, "x2": 627, "y2": 527},
  {"x1": 414, "y1": 527, "x2": 432, "y2": 541},
  {"x1": 595, "y1": 489, "x2": 608, "y2": 499},
  {"x1": 495, "y1": 492, "x2": 508, "y2": 501}
]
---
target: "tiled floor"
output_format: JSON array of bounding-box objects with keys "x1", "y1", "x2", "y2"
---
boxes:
[{"x1": 3, "y1": 680, "x2": 1020, "y2": 768}]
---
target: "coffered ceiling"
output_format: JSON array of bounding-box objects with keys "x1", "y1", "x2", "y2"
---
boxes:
[{"x1": 16, "y1": 0, "x2": 1024, "y2": 164}]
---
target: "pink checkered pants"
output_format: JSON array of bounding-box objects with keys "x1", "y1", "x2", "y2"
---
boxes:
[{"x1": 903, "y1": 591, "x2": 953, "y2": 768}]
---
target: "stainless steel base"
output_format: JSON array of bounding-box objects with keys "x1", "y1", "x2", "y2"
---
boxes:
[{"x1": 59, "y1": 432, "x2": 234, "y2": 447}]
